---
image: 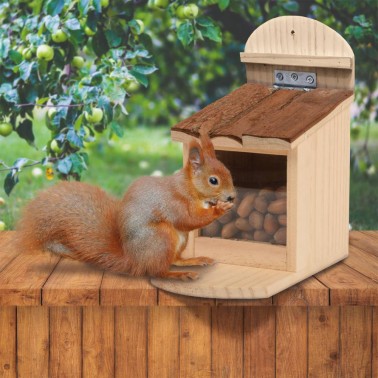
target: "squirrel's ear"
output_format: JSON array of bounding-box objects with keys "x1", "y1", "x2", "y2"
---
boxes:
[
  {"x1": 199, "y1": 132, "x2": 216, "y2": 159},
  {"x1": 188, "y1": 140, "x2": 204, "y2": 171}
]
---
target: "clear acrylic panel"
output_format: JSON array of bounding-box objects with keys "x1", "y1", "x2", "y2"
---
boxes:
[{"x1": 200, "y1": 151, "x2": 287, "y2": 245}]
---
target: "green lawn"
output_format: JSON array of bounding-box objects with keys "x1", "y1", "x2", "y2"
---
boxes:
[{"x1": 0, "y1": 119, "x2": 377, "y2": 230}]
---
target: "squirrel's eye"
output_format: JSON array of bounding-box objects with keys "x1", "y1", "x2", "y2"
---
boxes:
[{"x1": 209, "y1": 176, "x2": 219, "y2": 186}]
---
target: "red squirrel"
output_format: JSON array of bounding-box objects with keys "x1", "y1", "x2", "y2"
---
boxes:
[{"x1": 17, "y1": 128, "x2": 236, "y2": 280}]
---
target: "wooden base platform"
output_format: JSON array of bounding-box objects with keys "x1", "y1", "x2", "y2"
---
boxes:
[
  {"x1": 0, "y1": 231, "x2": 377, "y2": 377},
  {"x1": 151, "y1": 254, "x2": 348, "y2": 299}
]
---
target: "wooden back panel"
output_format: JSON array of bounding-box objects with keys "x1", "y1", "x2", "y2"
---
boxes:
[{"x1": 241, "y1": 16, "x2": 354, "y2": 90}]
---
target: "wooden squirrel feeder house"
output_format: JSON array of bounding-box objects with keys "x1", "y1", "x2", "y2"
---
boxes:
[{"x1": 152, "y1": 16, "x2": 354, "y2": 299}]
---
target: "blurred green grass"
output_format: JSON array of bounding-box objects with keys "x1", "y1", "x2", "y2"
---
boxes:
[{"x1": 0, "y1": 119, "x2": 377, "y2": 230}]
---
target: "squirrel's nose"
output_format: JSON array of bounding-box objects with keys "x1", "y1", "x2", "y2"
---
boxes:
[{"x1": 227, "y1": 195, "x2": 235, "y2": 203}]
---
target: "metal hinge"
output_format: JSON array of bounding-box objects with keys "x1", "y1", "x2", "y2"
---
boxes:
[{"x1": 274, "y1": 70, "x2": 317, "y2": 90}]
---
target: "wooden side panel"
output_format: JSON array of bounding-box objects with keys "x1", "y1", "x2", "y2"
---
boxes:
[
  {"x1": 17, "y1": 307, "x2": 49, "y2": 378},
  {"x1": 50, "y1": 307, "x2": 82, "y2": 378},
  {"x1": 180, "y1": 307, "x2": 211, "y2": 378},
  {"x1": 289, "y1": 109, "x2": 349, "y2": 272},
  {"x1": 308, "y1": 307, "x2": 340, "y2": 377},
  {"x1": 115, "y1": 307, "x2": 147, "y2": 378},
  {"x1": 83, "y1": 307, "x2": 114, "y2": 378},
  {"x1": 276, "y1": 307, "x2": 307, "y2": 377},
  {"x1": 211, "y1": 307, "x2": 243, "y2": 378},
  {"x1": 148, "y1": 307, "x2": 180, "y2": 378},
  {"x1": 244, "y1": 307, "x2": 275, "y2": 378},
  {"x1": 0, "y1": 307, "x2": 16, "y2": 378},
  {"x1": 340, "y1": 306, "x2": 372, "y2": 377}
]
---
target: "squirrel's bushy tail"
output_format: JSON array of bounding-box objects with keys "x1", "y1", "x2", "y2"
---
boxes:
[{"x1": 16, "y1": 181, "x2": 134, "y2": 273}]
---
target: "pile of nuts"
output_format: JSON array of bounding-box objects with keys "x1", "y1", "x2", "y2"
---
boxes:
[{"x1": 202, "y1": 186, "x2": 287, "y2": 245}]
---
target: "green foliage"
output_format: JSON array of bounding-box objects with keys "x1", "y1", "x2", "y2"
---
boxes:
[{"x1": 0, "y1": 0, "x2": 224, "y2": 193}]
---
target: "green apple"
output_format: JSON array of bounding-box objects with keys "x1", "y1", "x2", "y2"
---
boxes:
[
  {"x1": 0, "y1": 122, "x2": 12, "y2": 137},
  {"x1": 50, "y1": 139, "x2": 63, "y2": 153},
  {"x1": 153, "y1": 0, "x2": 169, "y2": 9},
  {"x1": 101, "y1": 0, "x2": 109, "y2": 7},
  {"x1": 84, "y1": 26, "x2": 96, "y2": 36},
  {"x1": 22, "y1": 48, "x2": 33, "y2": 60},
  {"x1": 16, "y1": 45, "x2": 25, "y2": 54},
  {"x1": 0, "y1": 221, "x2": 5, "y2": 231},
  {"x1": 184, "y1": 3, "x2": 198, "y2": 19},
  {"x1": 124, "y1": 80, "x2": 140, "y2": 93},
  {"x1": 51, "y1": 29, "x2": 68, "y2": 43},
  {"x1": 134, "y1": 19, "x2": 145, "y2": 34},
  {"x1": 37, "y1": 44, "x2": 54, "y2": 61},
  {"x1": 47, "y1": 108, "x2": 57, "y2": 119},
  {"x1": 176, "y1": 5, "x2": 186, "y2": 19},
  {"x1": 72, "y1": 56, "x2": 85, "y2": 68},
  {"x1": 85, "y1": 108, "x2": 103, "y2": 124}
]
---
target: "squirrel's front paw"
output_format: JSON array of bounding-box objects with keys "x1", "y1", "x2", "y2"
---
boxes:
[{"x1": 216, "y1": 200, "x2": 233, "y2": 213}]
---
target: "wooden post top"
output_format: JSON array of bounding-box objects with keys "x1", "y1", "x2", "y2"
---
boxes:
[{"x1": 0, "y1": 231, "x2": 376, "y2": 306}]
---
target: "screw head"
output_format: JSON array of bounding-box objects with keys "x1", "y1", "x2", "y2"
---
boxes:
[
  {"x1": 276, "y1": 72, "x2": 284, "y2": 81},
  {"x1": 291, "y1": 73, "x2": 298, "y2": 81},
  {"x1": 306, "y1": 75, "x2": 315, "y2": 84}
]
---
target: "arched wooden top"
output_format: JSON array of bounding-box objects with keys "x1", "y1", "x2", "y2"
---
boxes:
[
  {"x1": 240, "y1": 16, "x2": 354, "y2": 89},
  {"x1": 244, "y1": 16, "x2": 353, "y2": 59}
]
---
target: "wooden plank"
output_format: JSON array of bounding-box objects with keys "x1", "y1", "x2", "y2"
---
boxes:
[
  {"x1": 316, "y1": 263, "x2": 378, "y2": 305},
  {"x1": 345, "y1": 245, "x2": 378, "y2": 282},
  {"x1": 0, "y1": 307, "x2": 16, "y2": 378},
  {"x1": 244, "y1": 307, "x2": 275, "y2": 378},
  {"x1": 17, "y1": 306, "x2": 49, "y2": 378},
  {"x1": 0, "y1": 252, "x2": 60, "y2": 305},
  {"x1": 276, "y1": 307, "x2": 307, "y2": 377},
  {"x1": 43, "y1": 259, "x2": 103, "y2": 305},
  {"x1": 308, "y1": 307, "x2": 340, "y2": 377},
  {"x1": 216, "y1": 297, "x2": 272, "y2": 306},
  {"x1": 273, "y1": 277, "x2": 329, "y2": 305},
  {"x1": 115, "y1": 307, "x2": 147, "y2": 378},
  {"x1": 211, "y1": 307, "x2": 243, "y2": 378},
  {"x1": 50, "y1": 307, "x2": 82, "y2": 378},
  {"x1": 159, "y1": 290, "x2": 215, "y2": 306},
  {"x1": 0, "y1": 232, "x2": 20, "y2": 272},
  {"x1": 101, "y1": 273, "x2": 157, "y2": 306},
  {"x1": 340, "y1": 306, "x2": 372, "y2": 377},
  {"x1": 349, "y1": 231, "x2": 378, "y2": 257},
  {"x1": 148, "y1": 307, "x2": 179, "y2": 378},
  {"x1": 83, "y1": 307, "x2": 114, "y2": 378},
  {"x1": 373, "y1": 307, "x2": 378, "y2": 378},
  {"x1": 240, "y1": 52, "x2": 353, "y2": 69},
  {"x1": 180, "y1": 307, "x2": 211, "y2": 378}
]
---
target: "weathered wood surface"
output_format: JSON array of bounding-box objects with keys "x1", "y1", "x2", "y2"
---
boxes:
[
  {"x1": 171, "y1": 83, "x2": 353, "y2": 143},
  {"x1": 0, "y1": 231, "x2": 377, "y2": 306}
]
